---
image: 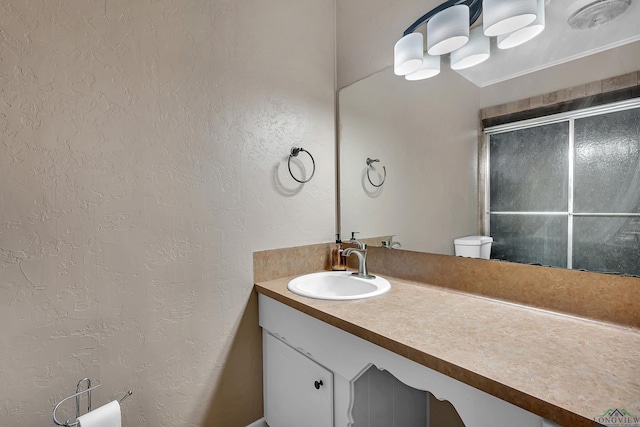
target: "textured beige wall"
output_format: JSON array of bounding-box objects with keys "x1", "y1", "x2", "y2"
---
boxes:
[{"x1": 0, "y1": 1, "x2": 335, "y2": 426}]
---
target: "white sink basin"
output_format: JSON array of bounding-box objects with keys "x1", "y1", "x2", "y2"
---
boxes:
[{"x1": 287, "y1": 271, "x2": 391, "y2": 300}]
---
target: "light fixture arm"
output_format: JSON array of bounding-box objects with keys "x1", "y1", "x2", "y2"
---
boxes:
[{"x1": 402, "y1": 0, "x2": 483, "y2": 36}]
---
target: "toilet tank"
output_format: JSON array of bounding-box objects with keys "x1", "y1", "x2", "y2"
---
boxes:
[{"x1": 454, "y1": 236, "x2": 493, "y2": 259}]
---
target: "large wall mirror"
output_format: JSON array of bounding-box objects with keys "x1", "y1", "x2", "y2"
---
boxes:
[{"x1": 338, "y1": 1, "x2": 640, "y2": 275}]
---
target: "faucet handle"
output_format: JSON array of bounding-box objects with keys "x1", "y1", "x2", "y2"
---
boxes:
[{"x1": 350, "y1": 231, "x2": 359, "y2": 240}]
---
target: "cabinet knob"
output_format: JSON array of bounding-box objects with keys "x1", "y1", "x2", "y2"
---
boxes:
[{"x1": 314, "y1": 380, "x2": 323, "y2": 390}]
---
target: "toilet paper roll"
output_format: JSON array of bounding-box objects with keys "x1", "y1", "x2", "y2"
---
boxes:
[{"x1": 77, "y1": 400, "x2": 121, "y2": 427}]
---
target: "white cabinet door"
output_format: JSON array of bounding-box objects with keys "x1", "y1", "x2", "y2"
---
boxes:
[{"x1": 264, "y1": 332, "x2": 333, "y2": 427}]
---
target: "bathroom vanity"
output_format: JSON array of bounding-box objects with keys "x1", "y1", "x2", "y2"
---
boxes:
[{"x1": 255, "y1": 274, "x2": 640, "y2": 427}]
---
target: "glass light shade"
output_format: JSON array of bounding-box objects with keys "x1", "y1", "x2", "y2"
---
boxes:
[
  {"x1": 405, "y1": 54, "x2": 441, "y2": 80},
  {"x1": 450, "y1": 27, "x2": 490, "y2": 70},
  {"x1": 483, "y1": 0, "x2": 537, "y2": 37},
  {"x1": 497, "y1": 0, "x2": 545, "y2": 49},
  {"x1": 427, "y1": 5, "x2": 470, "y2": 56},
  {"x1": 394, "y1": 33, "x2": 424, "y2": 75}
]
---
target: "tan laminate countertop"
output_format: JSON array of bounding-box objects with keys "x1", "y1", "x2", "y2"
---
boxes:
[{"x1": 255, "y1": 274, "x2": 640, "y2": 427}]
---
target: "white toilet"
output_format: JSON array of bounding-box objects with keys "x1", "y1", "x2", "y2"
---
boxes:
[{"x1": 454, "y1": 236, "x2": 493, "y2": 259}]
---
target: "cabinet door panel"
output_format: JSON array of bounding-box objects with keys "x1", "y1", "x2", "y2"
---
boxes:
[{"x1": 265, "y1": 333, "x2": 333, "y2": 427}]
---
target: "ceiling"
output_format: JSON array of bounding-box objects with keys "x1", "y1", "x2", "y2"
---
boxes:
[{"x1": 337, "y1": 0, "x2": 640, "y2": 89}]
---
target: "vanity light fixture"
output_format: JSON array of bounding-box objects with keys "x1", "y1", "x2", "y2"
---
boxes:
[
  {"x1": 497, "y1": 0, "x2": 546, "y2": 49},
  {"x1": 406, "y1": 53, "x2": 441, "y2": 80},
  {"x1": 482, "y1": 0, "x2": 538, "y2": 37},
  {"x1": 394, "y1": 0, "x2": 545, "y2": 80},
  {"x1": 427, "y1": 4, "x2": 470, "y2": 55},
  {"x1": 394, "y1": 33, "x2": 424, "y2": 75},
  {"x1": 451, "y1": 26, "x2": 490, "y2": 70}
]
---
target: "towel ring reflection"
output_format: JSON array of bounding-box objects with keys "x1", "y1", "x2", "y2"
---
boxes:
[
  {"x1": 288, "y1": 147, "x2": 315, "y2": 184},
  {"x1": 366, "y1": 158, "x2": 386, "y2": 187}
]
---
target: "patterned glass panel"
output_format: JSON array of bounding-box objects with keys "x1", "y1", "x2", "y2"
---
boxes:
[
  {"x1": 574, "y1": 107, "x2": 640, "y2": 213},
  {"x1": 490, "y1": 122, "x2": 569, "y2": 212},
  {"x1": 490, "y1": 214, "x2": 567, "y2": 267},
  {"x1": 573, "y1": 216, "x2": 640, "y2": 276}
]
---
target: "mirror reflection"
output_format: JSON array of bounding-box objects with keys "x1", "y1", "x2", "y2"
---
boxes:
[{"x1": 338, "y1": 4, "x2": 640, "y2": 275}]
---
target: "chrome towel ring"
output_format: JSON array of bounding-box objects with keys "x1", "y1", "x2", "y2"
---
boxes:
[
  {"x1": 366, "y1": 158, "x2": 386, "y2": 187},
  {"x1": 288, "y1": 147, "x2": 315, "y2": 184}
]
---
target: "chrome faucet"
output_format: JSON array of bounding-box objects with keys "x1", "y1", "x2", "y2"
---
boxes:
[{"x1": 343, "y1": 238, "x2": 375, "y2": 280}]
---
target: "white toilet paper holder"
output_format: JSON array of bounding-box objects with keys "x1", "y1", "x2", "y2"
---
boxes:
[{"x1": 52, "y1": 378, "x2": 132, "y2": 426}]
